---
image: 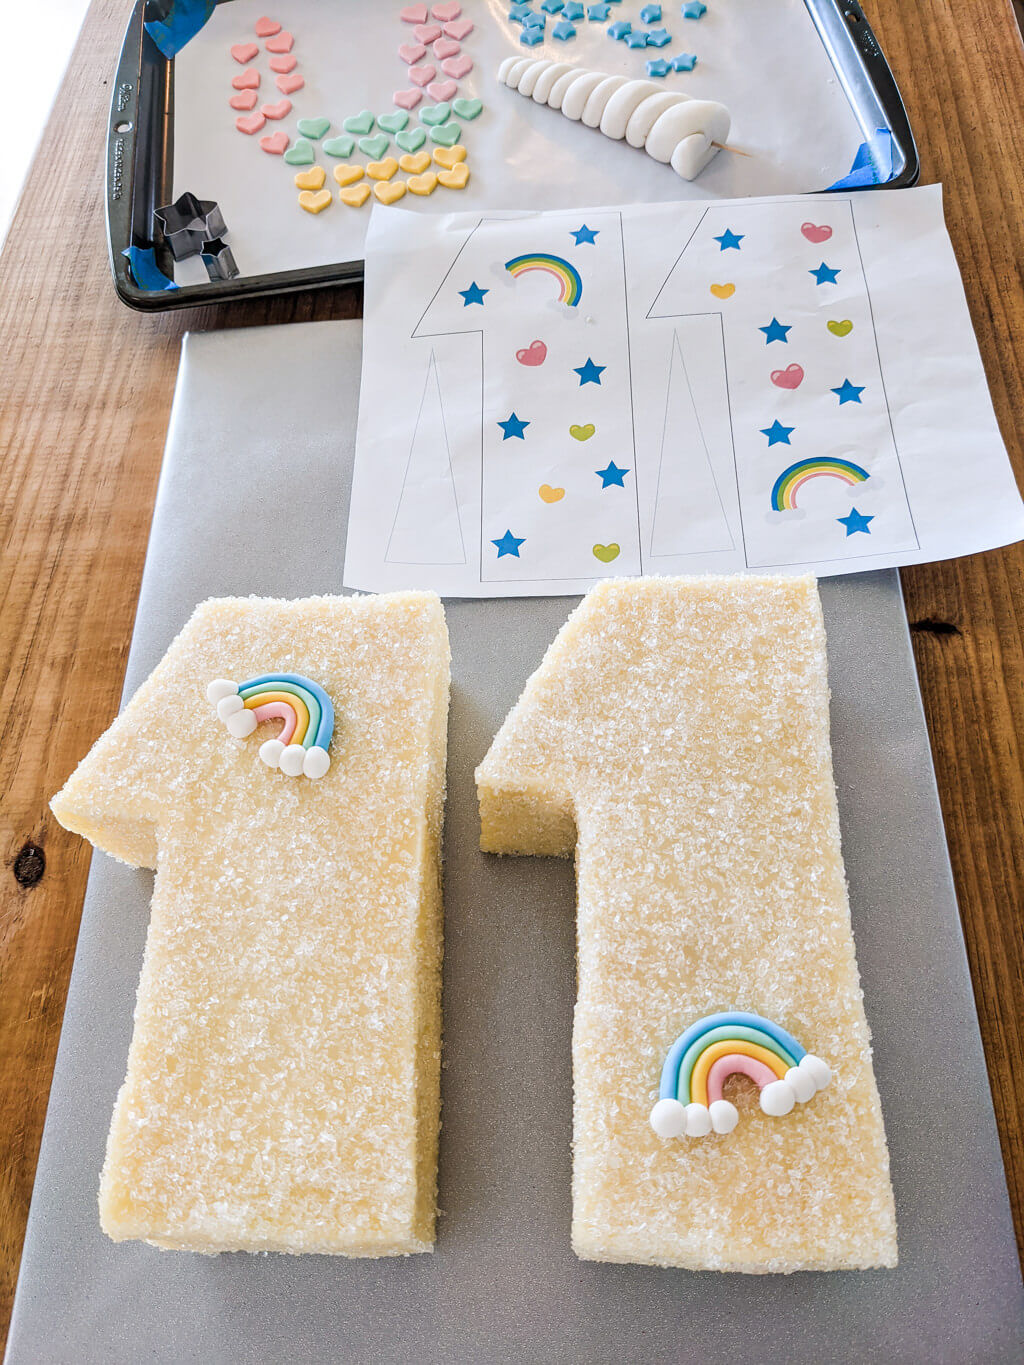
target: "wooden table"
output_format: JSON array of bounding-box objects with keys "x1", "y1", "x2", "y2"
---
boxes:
[{"x1": 2, "y1": 0, "x2": 1023, "y2": 1344}]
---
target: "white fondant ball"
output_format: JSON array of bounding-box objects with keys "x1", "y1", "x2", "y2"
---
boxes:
[
  {"x1": 225, "y1": 708, "x2": 257, "y2": 738},
  {"x1": 684, "y1": 1103, "x2": 713, "y2": 1137},
  {"x1": 649, "y1": 1097, "x2": 687, "y2": 1139},
  {"x1": 217, "y1": 694, "x2": 244, "y2": 721},
  {"x1": 279, "y1": 744, "x2": 307, "y2": 777},
  {"x1": 709, "y1": 1099, "x2": 739, "y2": 1134},
  {"x1": 786, "y1": 1064, "x2": 816, "y2": 1104},
  {"x1": 303, "y1": 746, "x2": 331, "y2": 780},
  {"x1": 259, "y1": 738, "x2": 285, "y2": 769},
  {"x1": 799, "y1": 1054, "x2": 832, "y2": 1092},
  {"x1": 207, "y1": 678, "x2": 238, "y2": 705},
  {"x1": 760, "y1": 1080, "x2": 796, "y2": 1117}
]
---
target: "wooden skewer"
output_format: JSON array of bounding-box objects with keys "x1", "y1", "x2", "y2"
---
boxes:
[{"x1": 711, "y1": 140, "x2": 753, "y2": 158}]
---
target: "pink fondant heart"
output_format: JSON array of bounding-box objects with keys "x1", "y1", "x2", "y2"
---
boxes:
[
  {"x1": 427, "y1": 78, "x2": 457, "y2": 102},
  {"x1": 231, "y1": 43, "x2": 259, "y2": 64},
  {"x1": 409, "y1": 63, "x2": 436, "y2": 87},
  {"x1": 432, "y1": 1, "x2": 461, "y2": 20},
  {"x1": 236, "y1": 111, "x2": 266, "y2": 134},
  {"x1": 275, "y1": 72, "x2": 304, "y2": 94},
  {"x1": 444, "y1": 17, "x2": 473, "y2": 39},
  {"x1": 265, "y1": 30, "x2": 294, "y2": 53},
  {"x1": 801, "y1": 222, "x2": 833, "y2": 243},
  {"x1": 433, "y1": 36, "x2": 460, "y2": 58},
  {"x1": 399, "y1": 41, "x2": 427, "y2": 63},
  {"x1": 232, "y1": 69, "x2": 260, "y2": 89},
  {"x1": 442, "y1": 53, "x2": 472, "y2": 79},
  {"x1": 254, "y1": 16, "x2": 281, "y2": 37},
  {"x1": 413, "y1": 22, "x2": 442, "y2": 42},
  {"x1": 516, "y1": 340, "x2": 547, "y2": 367},
  {"x1": 400, "y1": 3, "x2": 428, "y2": 20},
  {"x1": 269, "y1": 53, "x2": 297, "y2": 72},
  {"x1": 771, "y1": 364, "x2": 805, "y2": 390},
  {"x1": 260, "y1": 130, "x2": 289, "y2": 154},
  {"x1": 261, "y1": 99, "x2": 292, "y2": 119},
  {"x1": 394, "y1": 87, "x2": 424, "y2": 109},
  {"x1": 229, "y1": 89, "x2": 258, "y2": 110}
]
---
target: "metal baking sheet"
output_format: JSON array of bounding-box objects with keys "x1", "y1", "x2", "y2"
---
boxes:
[{"x1": 7, "y1": 321, "x2": 1021, "y2": 1364}]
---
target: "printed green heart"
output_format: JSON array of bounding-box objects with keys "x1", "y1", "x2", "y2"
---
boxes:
[
  {"x1": 359, "y1": 133, "x2": 390, "y2": 158},
  {"x1": 592, "y1": 543, "x2": 620, "y2": 563},
  {"x1": 396, "y1": 126, "x2": 427, "y2": 153},
  {"x1": 452, "y1": 97, "x2": 483, "y2": 120},
  {"x1": 297, "y1": 116, "x2": 331, "y2": 139},
  {"x1": 378, "y1": 111, "x2": 409, "y2": 133},
  {"x1": 343, "y1": 110, "x2": 375, "y2": 135},
  {"x1": 429, "y1": 121, "x2": 461, "y2": 147},
  {"x1": 419, "y1": 102, "x2": 451, "y2": 126},
  {"x1": 322, "y1": 134, "x2": 356, "y2": 158},
  {"x1": 283, "y1": 139, "x2": 315, "y2": 165},
  {"x1": 569, "y1": 423, "x2": 596, "y2": 441},
  {"x1": 828, "y1": 319, "x2": 853, "y2": 337}
]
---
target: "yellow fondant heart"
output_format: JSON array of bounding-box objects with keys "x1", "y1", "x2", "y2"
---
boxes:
[
  {"x1": 437, "y1": 163, "x2": 469, "y2": 190},
  {"x1": 298, "y1": 188, "x2": 332, "y2": 214},
  {"x1": 710, "y1": 283, "x2": 735, "y2": 299},
  {"x1": 366, "y1": 157, "x2": 399, "y2": 181},
  {"x1": 333, "y1": 163, "x2": 365, "y2": 187},
  {"x1": 338, "y1": 182, "x2": 371, "y2": 207},
  {"x1": 539, "y1": 484, "x2": 565, "y2": 503},
  {"x1": 407, "y1": 172, "x2": 438, "y2": 196},
  {"x1": 399, "y1": 151, "x2": 432, "y2": 174},
  {"x1": 373, "y1": 179, "x2": 407, "y2": 205},
  {"x1": 432, "y1": 144, "x2": 467, "y2": 169},
  {"x1": 293, "y1": 165, "x2": 326, "y2": 191},
  {"x1": 592, "y1": 543, "x2": 620, "y2": 563}
]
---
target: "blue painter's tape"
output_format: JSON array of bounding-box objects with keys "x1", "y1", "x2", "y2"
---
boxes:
[
  {"x1": 827, "y1": 128, "x2": 895, "y2": 189},
  {"x1": 144, "y1": 0, "x2": 216, "y2": 60},
  {"x1": 122, "y1": 246, "x2": 179, "y2": 292}
]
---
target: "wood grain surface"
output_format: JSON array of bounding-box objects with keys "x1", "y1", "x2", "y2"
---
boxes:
[{"x1": 1, "y1": 0, "x2": 1022, "y2": 1347}]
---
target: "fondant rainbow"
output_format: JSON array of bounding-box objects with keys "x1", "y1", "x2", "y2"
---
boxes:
[
  {"x1": 649, "y1": 1010, "x2": 832, "y2": 1139},
  {"x1": 207, "y1": 673, "x2": 335, "y2": 780},
  {"x1": 504, "y1": 253, "x2": 583, "y2": 307},
  {"x1": 770, "y1": 457, "x2": 869, "y2": 511}
]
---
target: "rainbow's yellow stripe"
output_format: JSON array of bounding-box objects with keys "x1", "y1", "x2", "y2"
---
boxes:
[
  {"x1": 771, "y1": 457, "x2": 869, "y2": 511},
  {"x1": 504, "y1": 253, "x2": 583, "y2": 307}
]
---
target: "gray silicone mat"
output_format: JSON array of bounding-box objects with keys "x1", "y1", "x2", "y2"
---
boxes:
[{"x1": 7, "y1": 321, "x2": 1022, "y2": 1364}]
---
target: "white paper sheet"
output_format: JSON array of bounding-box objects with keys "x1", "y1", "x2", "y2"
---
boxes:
[{"x1": 344, "y1": 184, "x2": 1024, "y2": 596}]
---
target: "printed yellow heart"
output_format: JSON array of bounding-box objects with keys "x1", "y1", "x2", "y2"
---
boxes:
[
  {"x1": 569, "y1": 423, "x2": 596, "y2": 441},
  {"x1": 366, "y1": 157, "x2": 399, "y2": 182},
  {"x1": 298, "y1": 188, "x2": 332, "y2": 214},
  {"x1": 407, "y1": 172, "x2": 438, "y2": 196},
  {"x1": 433, "y1": 144, "x2": 467, "y2": 169},
  {"x1": 710, "y1": 283, "x2": 735, "y2": 299},
  {"x1": 399, "y1": 150, "x2": 432, "y2": 174},
  {"x1": 338, "y1": 182, "x2": 371, "y2": 207},
  {"x1": 539, "y1": 484, "x2": 565, "y2": 503},
  {"x1": 294, "y1": 165, "x2": 326, "y2": 191},
  {"x1": 373, "y1": 179, "x2": 407, "y2": 205},
  {"x1": 333, "y1": 163, "x2": 364, "y2": 187},
  {"x1": 592, "y1": 543, "x2": 620, "y2": 563},
  {"x1": 828, "y1": 319, "x2": 854, "y2": 336},
  {"x1": 437, "y1": 163, "x2": 469, "y2": 189}
]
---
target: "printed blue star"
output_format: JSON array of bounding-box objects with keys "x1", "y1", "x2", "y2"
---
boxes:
[
  {"x1": 832, "y1": 378, "x2": 865, "y2": 404},
  {"x1": 646, "y1": 57, "x2": 671, "y2": 76},
  {"x1": 587, "y1": 2, "x2": 611, "y2": 18},
  {"x1": 575, "y1": 357, "x2": 606, "y2": 385},
  {"x1": 563, "y1": 0, "x2": 584, "y2": 15},
  {"x1": 761, "y1": 419, "x2": 795, "y2": 446},
  {"x1": 625, "y1": 30, "x2": 649, "y2": 47},
  {"x1": 492, "y1": 529, "x2": 526, "y2": 557},
  {"x1": 759, "y1": 317, "x2": 791, "y2": 344},
  {"x1": 609, "y1": 18, "x2": 632, "y2": 37},
  {"x1": 837, "y1": 507, "x2": 874, "y2": 536},
  {"x1": 645, "y1": 27, "x2": 672, "y2": 45},
  {"x1": 498, "y1": 412, "x2": 530, "y2": 439},
  {"x1": 519, "y1": 22, "x2": 544, "y2": 41},
  {"x1": 670, "y1": 51, "x2": 696, "y2": 70},
  {"x1": 552, "y1": 19, "x2": 576, "y2": 37},
  {"x1": 681, "y1": 0, "x2": 706, "y2": 16},
  {"x1": 459, "y1": 281, "x2": 488, "y2": 305},
  {"x1": 571, "y1": 223, "x2": 599, "y2": 244},
  {"x1": 596, "y1": 461, "x2": 630, "y2": 487},
  {"x1": 714, "y1": 227, "x2": 744, "y2": 250},
  {"x1": 810, "y1": 261, "x2": 841, "y2": 285}
]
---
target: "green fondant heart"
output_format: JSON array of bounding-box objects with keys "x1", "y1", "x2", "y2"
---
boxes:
[
  {"x1": 395, "y1": 126, "x2": 427, "y2": 153},
  {"x1": 283, "y1": 139, "x2": 315, "y2": 165},
  {"x1": 828, "y1": 319, "x2": 853, "y2": 337},
  {"x1": 592, "y1": 543, "x2": 620, "y2": 563},
  {"x1": 297, "y1": 116, "x2": 331, "y2": 140},
  {"x1": 322, "y1": 134, "x2": 356, "y2": 158},
  {"x1": 429, "y1": 121, "x2": 461, "y2": 147},
  {"x1": 359, "y1": 133, "x2": 390, "y2": 158},
  {"x1": 569, "y1": 423, "x2": 596, "y2": 441},
  {"x1": 452, "y1": 97, "x2": 483, "y2": 120},
  {"x1": 419, "y1": 102, "x2": 451, "y2": 126},
  {"x1": 378, "y1": 110, "x2": 409, "y2": 133},
  {"x1": 343, "y1": 110, "x2": 375, "y2": 135}
]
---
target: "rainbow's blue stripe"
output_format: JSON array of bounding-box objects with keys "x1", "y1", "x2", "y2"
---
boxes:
[{"x1": 659, "y1": 1011, "x2": 807, "y2": 1103}]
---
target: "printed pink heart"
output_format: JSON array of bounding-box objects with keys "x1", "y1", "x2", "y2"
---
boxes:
[
  {"x1": 276, "y1": 72, "x2": 304, "y2": 94},
  {"x1": 254, "y1": 16, "x2": 281, "y2": 37},
  {"x1": 394, "y1": 87, "x2": 424, "y2": 110},
  {"x1": 400, "y1": 3, "x2": 428, "y2": 20},
  {"x1": 442, "y1": 53, "x2": 472, "y2": 79},
  {"x1": 231, "y1": 43, "x2": 259, "y2": 64},
  {"x1": 399, "y1": 42, "x2": 427, "y2": 63},
  {"x1": 428, "y1": 79, "x2": 457, "y2": 102},
  {"x1": 229, "y1": 89, "x2": 258, "y2": 110},
  {"x1": 414, "y1": 23, "x2": 442, "y2": 42},
  {"x1": 409, "y1": 63, "x2": 436, "y2": 87},
  {"x1": 516, "y1": 340, "x2": 547, "y2": 366},
  {"x1": 265, "y1": 30, "x2": 294, "y2": 53},
  {"x1": 260, "y1": 130, "x2": 289, "y2": 154},
  {"x1": 801, "y1": 222, "x2": 832, "y2": 244},
  {"x1": 261, "y1": 99, "x2": 291, "y2": 119},
  {"x1": 444, "y1": 17, "x2": 474, "y2": 39},
  {"x1": 236, "y1": 111, "x2": 266, "y2": 134},
  {"x1": 771, "y1": 364, "x2": 805, "y2": 390},
  {"x1": 269, "y1": 53, "x2": 297, "y2": 72},
  {"x1": 432, "y1": 1, "x2": 461, "y2": 20},
  {"x1": 433, "y1": 36, "x2": 460, "y2": 58},
  {"x1": 232, "y1": 69, "x2": 260, "y2": 89}
]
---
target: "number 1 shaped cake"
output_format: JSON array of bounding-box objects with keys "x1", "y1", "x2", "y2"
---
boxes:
[
  {"x1": 476, "y1": 575, "x2": 897, "y2": 1271},
  {"x1": 51, "y1": 592, "x2": 450, "y2": 1256}
]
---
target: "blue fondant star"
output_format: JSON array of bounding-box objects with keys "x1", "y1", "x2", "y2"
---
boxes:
[
  {"x1": 608, "y1": 18, "x2": 632, "y2": 37},
  {"x1": 759, "y1": 317, "x2": 791, "y2": 344},
  {"x1": 519, "y1": 23, "x2": 543, "y2": 42},
  {"x1": 492, "y1": 529, "x2": 526, "y2": 557},
  {"x1": 563, "y1": 0, "x2": 584, "y2": 15},
  {"x1": 459, "y1": 281, "x2": 488, "y2": 305},
  {"x1": 670, "y1": 51, "x2": 696, "y2": 70},
  {"x1": 498, "y1": 412, "x2": 530, "y2": 439},
  {"x1": 646, "y1": 57, "x2": 671, "y2": 75},
  {"x1": 575, "y1": 357, "x2": 606, "y2": 385},
  {"x1": 810, "y1": 261, "x2": 841, "y2": 285},
  {"x1": 681, "y1": 0, "x2": 706, "y2": 16},
  {"x1": 523, "y1": 9, "x2": 546, "y2": 25},
  {"x1": 625, "y1": 29, "x2": 649, "y2": 47},
  {"x1": 761, "y1": 419, "x2": 795, "y2": 446},
  {"x1": 508, "y1": 3, "x2": 533, "y2": 21},
  {"x1": 640, "y1": 3, "x2": 661, "y2": 20},
  {"x1": 645, "y1": 27, "x2": 672, "y2": 45},
  {"x1": 714, "y1": 227, "x2": 744, "y2": 251},
  {"x1": 553, "y1": 18, "x2": 577, "y2": 37},
  {"x1": 596, "y1": 461, "x2": 629, "y2": 487},
  {"x1": 837, "y1": 507, "x2": 874, "y2": 536},
  {"x1": 571, "y1": 223, "x2": 599, "y2": 244},
  {"x1": 587, "y1": 2, "x2": 611, "y2": 18},
  {"x1": 832, "y1": 378, "x2": 865, "y2": 404},
  {"x1": 541, "y1": 0, "x2": 565, "y2": 11}
]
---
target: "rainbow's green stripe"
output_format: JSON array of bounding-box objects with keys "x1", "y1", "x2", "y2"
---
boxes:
[
  {"x1": 504, "y1": 253, "x2": 583, "y2": 307},
  {"x1": 770, "y1": 457, "x2": 869, "y2": 511},
  {"x1": 238, "y1": 673, "x2": 334, "y2": 751},
  {"x1": 658, "y1": 1012, "x2": 807, "y2": 1103}
]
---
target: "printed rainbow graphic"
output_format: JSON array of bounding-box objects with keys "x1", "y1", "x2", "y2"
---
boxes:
[
  {"x1": 770, "y1": 457, "x2": 869, "y2": 511},
  {"x1": 207, "y1": 672, "x2": 335, "y2": 780},
  {"x1": 504, "y1": 253, "x2": 583, "y2": 307},
  {"x1": 649, "y1": 1010, "x2": 832, "y2": 1138}
]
